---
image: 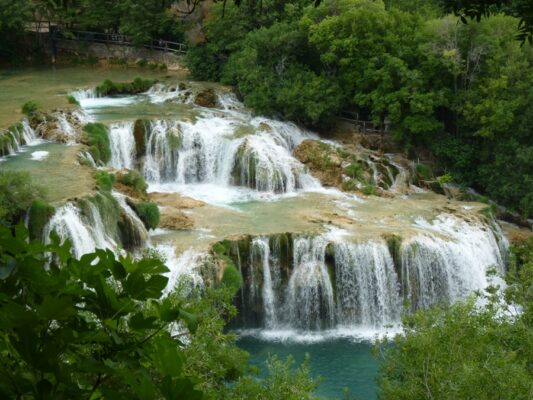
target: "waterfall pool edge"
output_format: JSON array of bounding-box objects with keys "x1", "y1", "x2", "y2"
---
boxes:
[{"x1": 237, "y1": 335, "x2": 380, "y2": 399}]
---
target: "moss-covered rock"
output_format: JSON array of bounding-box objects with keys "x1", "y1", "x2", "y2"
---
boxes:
[
  {"x1": 133, "y1": 119, "x2": 149, "y2": 157},
  {"x1": 115, "y1": 170, "x2": 147, "y2": 198},
  {"x1": 194, "y1": 88, "x2": 218, "y2": 108},
  {"x1": 294, "y1": 139, "x2": 343, "y2": 187},
  {"x1": 83, "y1": 123, "x2": 111, "y2": 164}
]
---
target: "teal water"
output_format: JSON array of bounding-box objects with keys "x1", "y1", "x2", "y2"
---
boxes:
[{"x1": 237, "y1": 337, "x2": 379, "y2": 399}]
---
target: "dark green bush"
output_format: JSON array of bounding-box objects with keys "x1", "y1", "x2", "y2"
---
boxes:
[
  {"x1": 135, "y1": 202, "x2": 160, "y2": 229},
  {"x1": 27, "y1": 199, "x2": 54, "y2": 240},
  {"x1": 21, "y1": 100, "x2": 39, "y2": 115},
  {"x1": 84, "y1": 123, "x2": 111, "y2": 164}
]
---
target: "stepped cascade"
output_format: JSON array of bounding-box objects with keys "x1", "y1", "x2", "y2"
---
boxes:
[{"x1": 28, "y1": 81, "x2": 510, "y2": 341}]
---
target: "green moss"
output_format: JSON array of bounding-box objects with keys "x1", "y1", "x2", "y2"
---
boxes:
[
  {"x1": 118, "y1": 170, "x2": 147, "y2": 196},
  {"x1": 95, "y1": 170, "x2": 115, "y2": 192},
  {"x1": 84, "y1": 123, "x2": 111, "y2": 164},
  {"x1": 135, "y1": 202, "x2": 160, "y2": 230},
  {"x1": 343, "y1": 163, "x2": 363, "y2": 180},
  {"x1": 342, "y1": 179, "x2": 358, "y2": 191},
  {"x1": 67, "y1": 95, "x2": 79, "y2": 105},
  {"x1": 362, "y1": 184, "x2": 377, "y2": 196},
  {"x1": 28, "y1": 200, "x2": 55, "y2": 241},
  {"x1": 21, "y1": 100, "x2": 39, "y2": 115},
  {"x1": 95, "y1": 78, "x2": 155, "y2": 96}
]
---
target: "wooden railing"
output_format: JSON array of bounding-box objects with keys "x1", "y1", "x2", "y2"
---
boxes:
[
  {"x1": 54, "y1": 29, "x2": 187, "y2": 54},
  {"x1": 339, "y1": 111, "x2": 391, "y2": 134}
]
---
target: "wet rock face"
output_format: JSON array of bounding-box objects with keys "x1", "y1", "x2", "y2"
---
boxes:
[
  {"x1": 293, "y1": 139, "x2": 343, "y2": 187},
  {"x1": 194, "y1": 88, "x2": 218, "y2": 108},
  {"x1": 133, "y1": 119, "x2": 148, "y2": 158},
  {"x1": 159, "y1": 212, "x2": 194, "y2": 230}
]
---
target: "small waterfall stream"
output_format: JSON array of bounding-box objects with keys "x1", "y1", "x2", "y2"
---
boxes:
[
  {"x1": 109, "y1": 121, "x2": 135, "y2": 169},
  {"x1": 0, "y1": 120, "x2": 39, "y2": 157}
]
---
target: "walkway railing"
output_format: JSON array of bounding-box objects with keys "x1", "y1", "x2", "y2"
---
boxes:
[
  {"x1": 54, "y1": 29, "x2": 187, "y2": 54},
  {"x1": 339, "y1": 111, "x2": 391, "y2": 134}
]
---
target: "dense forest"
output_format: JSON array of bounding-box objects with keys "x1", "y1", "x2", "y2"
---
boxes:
[{"x1": 1, "y1": 0, "x2": 533, "y2": 399}]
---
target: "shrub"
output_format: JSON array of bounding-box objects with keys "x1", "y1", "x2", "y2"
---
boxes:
[
  {"x1": 135, "y1": 202, "x2": 160, "y2": 229},
  {"x1": 21, "y1": 100, "x2": 39, "y2": 115},
  {"x1": 84, "y1": 123, "x2": 111, "y2": 164},
  {"x1": 415, "y1": 163, "x2": 434, "y2": 181},
  {"x1": 66, "y1": 95, "x2": 79, "y2": 105},
  {"x1": 362, "y1": 184, "x2": 377, "y2": 196},
  {"x1": 95, "y1": 170, "x2": 115, "y2": 192},
  {"x1": 343, "y1": 163, "x2": 363, "y2": 180},
  {"x1": 95, "y1": 78, "x2": 155, "y2": 96},
  {"x1": 118, "y1": 170, "x2": 148, "y2": 196},
  {"x1": 27, "y1": 200, "x2": 54, "y2": 240},
  {"x1": 221, "y1": 262, "x2": 242, "y2": 293}
]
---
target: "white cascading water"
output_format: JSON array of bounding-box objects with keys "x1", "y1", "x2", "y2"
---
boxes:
[
  {"x1": 251, "y1": 238, "x2": 278, "y2": 328},
  {"x1": 108, "y1": 121, "x2": 135, "y2": 169},
  {"x1": 160, "y1": 245, "x2": 206, "y2": 296},
  {"x1": 112, "y1": 192, "x2": 150, "y2": 243},
  {"x1": 288, "y1": 235, "x2": 336, "y2": 330},
  {"x1": 43, "y1": 203, "x2": 107, "y2": 258},
  {"x1": 1, "y1": 120, "x2": 39, "y2": 157},
  {"x1": 142, "y1": 115, "x2": 320, "y2": 194},
  {"x1": 238, "y1": 216, "x2": 507, "y2": 334}
]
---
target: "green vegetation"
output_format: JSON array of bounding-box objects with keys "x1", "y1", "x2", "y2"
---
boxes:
[
  {"x1": 0, "y1": 225, "x2": 316, "y2": 399},
  {"x1": 186, "y1": 0, "x2": 533, "y2": 218},
  {"x1": 21, "y1": 100, "x2": 38, "y2": 115},
  {"x1": 66, "y1": 94, "x2": 79, "y2": 105},
  {"x1": 221, "y1": 263, "x2": 243, "y2": 292},
  {"x1": 0, "y1": 171, "x2": 44, "y2": 227},
  {"x1": 376, "y1": 240, "x2": 533, "y2": 399},
  {"x1": 27, "y1": 199, "x2": 54, "y2": 240},
  {"x1": 118, "y1": 169, "x2": 148, "y2": 196},
  {"x1": 84, "y1": 122, "x2": 111, "y2": 164},
  {"x1": 95, "y1": 170, "x2": 115, "y2": 192},
  {"x1": 95, "y1": 78, "x2": 155, "y2": 96},
  {"x1": 135, "y1": 201, "x2": 160, "y2": 230}
]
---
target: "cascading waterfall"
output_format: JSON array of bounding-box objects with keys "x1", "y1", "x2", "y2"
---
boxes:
[
  {"x1": 0, "y1": 120, "x2": 39, "y2": 157},
  {"x1": 251, "y1": 238, "x2": 278, "y2": 328},
  {"x1": 112, "y1": 192, "x2": 150, "y2": 248},
  {"x1": 109, "y1": 121, "x2": 135, "y2": 169},
  {"x1": 235, "y1": 216, "x2": 507, "y2": 333},
  {"x1": 142, "y1": 115, "x2": 319, "y2": 193},
  {"x1": 43, "y1": 203, "x2": 107, "y2": 258},
  {"x1": 160, "y1": 245, "x2": 206, "y2": 296}
]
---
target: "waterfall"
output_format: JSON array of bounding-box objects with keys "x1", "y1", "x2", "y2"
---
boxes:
[
  {"x1": 160, "y1": 245, "x2": 206, "y2": 295},
  {"x1": 251, "y1": 238, "x2": 278, "y2": 328},
  {"x1": 147, "y1": 83, "x2": 193, "y2": 104},
  {"x1": 109, "y1": 121, "x2": 135, "y2": 169},
  {"x1": 288, "y1": 236, "x2": 336, "y2": 330},
  {"x1": 44, "y1": 203, "x2": 104, "y2": 258},
  {"x1": 112, "y1": 192, "x2": 150, "y2": 248},
  {"x1": 142, "y1": 115, "x2": 319, "y2": 193},
  {"x1": 235, "y1": 216, "x2": 507, "y2": 333},
  {"x1": 1, "y1": 120, "x2": 39, "y2": 157},
  {"x1": 334, "y1": 241, "x2": 401, "y2": 326}
]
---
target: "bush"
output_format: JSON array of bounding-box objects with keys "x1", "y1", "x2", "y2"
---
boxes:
[
  {"x1": 95, "y1": 78, "x2": 155, "y2": 96},
  {"x1": 66, "y1": 95, "x2": 79, "y2": 105},
  {"x1": 84, "y1": 123, "x2": 111, "y2": 164},
  {"x1": 362, "y1": 184, "x2": 377, "y2": 196},
  {"x1": 221, "y1": 262, "x2": 243, "y2": 292},
  {"x1": 27, "y1": 200, "x2": 54, "y2": 240},
  {"x1": 135, "y1": 202, "x2": 160, "y2": 229},
  {"x1": 21, "y1": 100, "x2": 38, "y2": 115},
  {"x1": 415, "y1": 163, "x2": 434, "y2": 181},
  {"x1": 0, "y1": 171, "x2": 44, "y2": 227},
  {"x1": 118, "y1": 170, "x2": 148, "y2": 195},
  {"x1": 95, "y1": 170, "x2": 115, "y2": 192}
]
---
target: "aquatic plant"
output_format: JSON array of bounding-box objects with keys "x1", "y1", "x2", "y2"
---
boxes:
[
  {"x1": 21, "y1": 100, "x2": 39, "y2": 115},
  {"x1": 84, "y1": 123, "x2": 111, "y2": 164},
  {"x1": 95, "y1": 78, "x2": 155, "y2": 96},
  {"x1": 135, "y1": 202, "x2": 160, "y2": 230}
]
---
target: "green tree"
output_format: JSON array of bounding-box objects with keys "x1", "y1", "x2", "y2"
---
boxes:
[{"x1": 0, "y1": 171, "x2": 44, "y2": 227}]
